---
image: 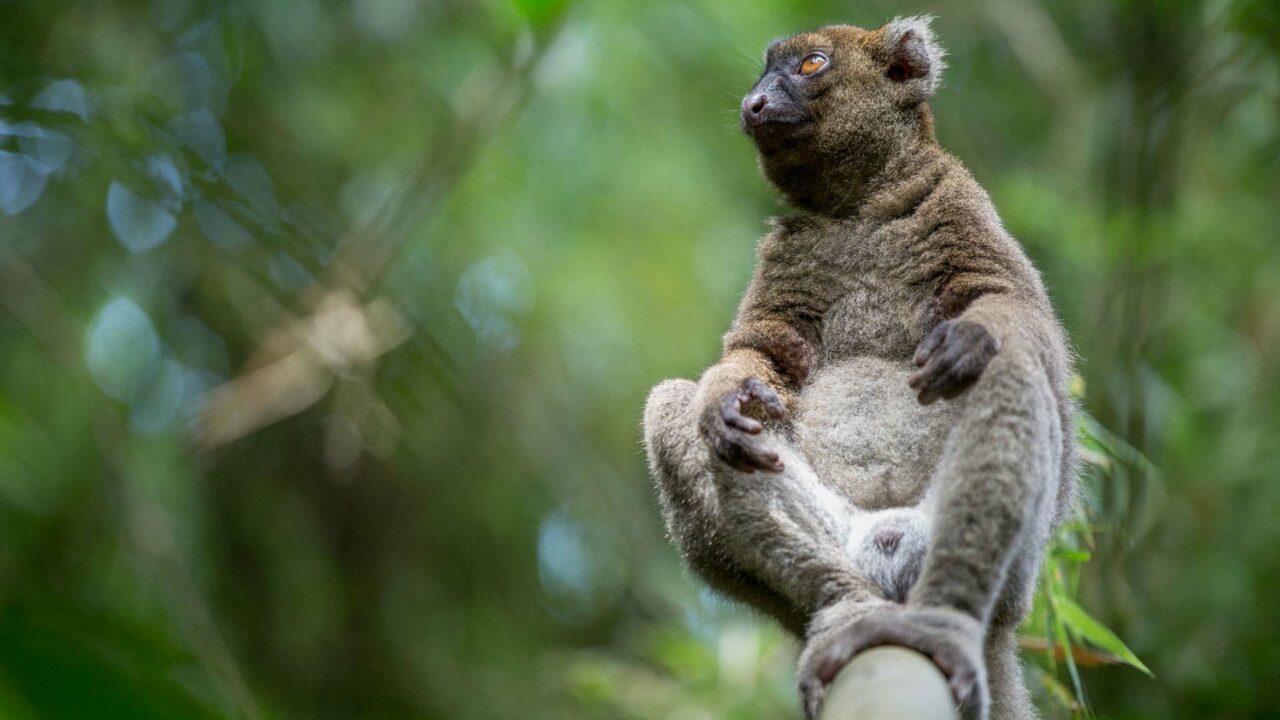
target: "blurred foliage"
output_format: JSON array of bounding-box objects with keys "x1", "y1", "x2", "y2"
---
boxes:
[
  {"x1": 1025, "y1": 410, "x2": 1154, "y2": 719},
  {"x1": 1, "y1": 0, "x2": 1278, "y2": 718}
]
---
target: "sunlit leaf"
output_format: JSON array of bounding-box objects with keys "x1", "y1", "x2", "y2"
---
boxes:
[
  {"x1": 1051, "y1": 549, "x2": 1092, "y2": 563},
  {"x1": 13, "y1": 124, "x2": 73, "y2": 173},
  {"x1": 1056, "y1": 597, "x2": 1153, "y2": 676},
  {"x1": 84, "y1": 297, "x2": 161, "y2": 402},
  {"x1": 1049, "y1": 592, "x2": 1085, "y2": 706},
  {"x1": 165, "y1": 110, "x2": 226, "y2": 167},
  {"x1": 146, "y1": 155, "x2": 185, "y2": 199},
  {"x1": 107, "y1": 181, "x2": 177, "y2": 253},
  {"x1": 455, "y1": 252, "x2": 533, "y2": 351},
  {"x1": 30, "y1": 79, "x2": 90, "y2": 121},
  {"x1": 0, "y1": 150, "x2": 49, "y2": 215}
]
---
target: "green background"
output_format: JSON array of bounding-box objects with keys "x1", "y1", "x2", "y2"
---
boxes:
[{"x1": 1, "y1": 0, "x2": 1278, "y2": 717}]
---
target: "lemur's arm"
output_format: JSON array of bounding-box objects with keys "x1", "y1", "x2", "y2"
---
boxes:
[
  {"x1": 694, "y1": 245, "x2": 828, "y2": 472},
  {"x1": 909, "y1": 283, "x2": 1061, "y2": 619}
]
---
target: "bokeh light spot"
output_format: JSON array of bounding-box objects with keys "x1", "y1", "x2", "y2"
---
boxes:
[
  {"x1": 107, "y1": 181, "x2": 178, "y2": 253},
  {"x1": 0, "y1": 150, "x2": 49, "y2": 215},
  {"x1": 454, "y1": 252, "x2": 533, "y2": 352},
  {"x1": 537, "y1": 508, "x2": 625, "y2": 623},
  {"x1": 30, "y1": 79, "x2": 90, "y2": 121},
  {"x1": 85, "y1": 297, "x2": 162, "y2": 402}
]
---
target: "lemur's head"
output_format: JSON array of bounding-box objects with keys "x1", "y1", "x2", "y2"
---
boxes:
[
  {"x1": 846, "y1": 506, "x2": 930, "y2": 603},
  {"x1": 740, "y1": 16, "x2": 946, "y2": 214}
]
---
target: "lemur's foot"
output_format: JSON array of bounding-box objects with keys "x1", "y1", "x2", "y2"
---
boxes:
[
  {"x1": 909, "y1": 319, "x2": 1000, "y2": 404},
  {"x1": 798, "y1": 605, "x2": 989, "y2": 720},
  {"x1": 797, "y1": 598, "x2": 892, "y2": 719},
  {"x1": 699, "y1": 377, "x2": 785, "y2": 472}
]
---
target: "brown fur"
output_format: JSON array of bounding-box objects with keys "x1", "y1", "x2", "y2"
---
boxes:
[{"x1": 644, "y1": 17, "x2": 1076, "y2": 720}]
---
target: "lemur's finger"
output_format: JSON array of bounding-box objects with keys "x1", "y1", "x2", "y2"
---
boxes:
[
  {"x1": 913, "y1": 321, "x2": 951, "y2": 366},
  {"x1": 742, "y1": 377, "x2": 786, "y2": 419},
  {"x1": 908, "y1": 346, "x2": 965, "y2": 402},
  {"x1": 708, "y1": 412, "x2": 783, "y2": 472},
  {"x1": 908, "y1": 339, "x2": 963, "y2": 387},
  {"x1": 720, "y1": 393, "x2": 764, "y2": 433},
  {"x1": 725, "y1": 414, "x2": 763, "y2": 433},
  {"x1": 738, "y1": 435, "x2": 783, "y2": 471},
  {"x1": 909, "y1": 322, "x2": 999, "y2": 403},
  {"x1": 743, "y1": 435, "x2": 783, "y2": 471},
  {"x1": 722, "y1": 433, "x2": 783, "y2": 473}
]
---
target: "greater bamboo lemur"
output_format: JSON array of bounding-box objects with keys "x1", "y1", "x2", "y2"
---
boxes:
[{"x1": 643, "y1": 16, "x2": 1076, "y2": 720}]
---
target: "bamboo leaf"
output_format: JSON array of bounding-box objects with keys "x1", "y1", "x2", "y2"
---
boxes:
[
  {"x1": 1051, "y1": 549, "x2": 1092, "y2": 563},
  {"x1": 1038, "y1": 669, "x2": 1081, "y2": 712},
  {"x1": 1046, "y1": 575, "x2": 1086, "y2": 705},
  {"x1": 1056, "y1": 597, "x2": 1154, "y2": 677}
]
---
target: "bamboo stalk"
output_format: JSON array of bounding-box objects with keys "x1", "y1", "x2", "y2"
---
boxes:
[{"x1": 818, "y1": 646, "x2": 958, "y2": 720}]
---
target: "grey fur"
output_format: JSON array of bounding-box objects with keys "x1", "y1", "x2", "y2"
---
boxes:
[
  {"x1": 846, "y1": 504, "x2": 931, "y2": 604},
  {"x1": 643, "y1": 17, "x2": 1075, "y2": 720}
]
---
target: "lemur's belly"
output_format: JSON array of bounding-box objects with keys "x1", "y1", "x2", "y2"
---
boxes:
[{"x1": 794, "y1": 357, "x2": 957, "y2": 510}]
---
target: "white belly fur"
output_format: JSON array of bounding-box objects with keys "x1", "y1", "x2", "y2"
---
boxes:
[{"x1": 794, "y1": 357, "x2": 956, "y2": 510}]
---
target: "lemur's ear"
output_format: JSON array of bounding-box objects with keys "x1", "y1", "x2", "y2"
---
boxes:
[{"x1": 880, "y1": 15, "x2": 946, "y2": 97}]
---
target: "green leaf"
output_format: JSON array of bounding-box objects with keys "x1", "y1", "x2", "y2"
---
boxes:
[
  {"x1": 1051, "y1": 549, "x2": 1092, "y2": 563},
  {"x1": 1047, "y1": 583, "x2": 1085, "y2": 706},
  {"x1": 509, "y1": 0, "x2": 568, "y2": 25},
  {"x1": 1056, "y1": 597, "x2": 1154, "y2": 676},
  {"x1": 1037, "y1": 668, "x2": 1081, "y2": 712}
]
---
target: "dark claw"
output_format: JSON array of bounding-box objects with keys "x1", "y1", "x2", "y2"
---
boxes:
[
  {"x1": 801, "y1": 677, "x2": 824, "y2": 720},
  {"x1": 909, "y1": 320, "x2": 1000, "y2": 405},
  {"x1": 722, "y1": 392, "x2": 764, "y2": 434},
  {"x1": 797, "y1": 607, "x2": 989, "y2": 720},
  {"x1": 913, "y1": 322, "x2": 948, "y2": 367},
  {"x1": 742, "y1": 377, "x2": 786, "y2": 420},
  {"x1": 700, "y1": 377, "x2": 786, "y2": 472}
]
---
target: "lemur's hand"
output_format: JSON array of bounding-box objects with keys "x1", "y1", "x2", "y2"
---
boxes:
[
  {"x1": 909, "y1": 319, "x2": 1000, "y2": 405},
  {"x1": 799, "y1": 605, "x2": 988, "y2": 720},
  {"x1": 699, "y1": 377, "x2": 785, "y2": 472}
]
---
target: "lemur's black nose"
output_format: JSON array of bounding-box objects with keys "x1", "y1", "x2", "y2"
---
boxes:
[
  {"x1": 874, "y1": 528, "x2": 904, "y2": 554},
  {"x1": 742, "y1": 93, "x2": 769, "y2": 125}
]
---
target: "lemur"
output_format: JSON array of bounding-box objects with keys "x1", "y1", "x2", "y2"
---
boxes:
[{"x1": 643, "y1": 16, "x2": 1076, "y2": 720}]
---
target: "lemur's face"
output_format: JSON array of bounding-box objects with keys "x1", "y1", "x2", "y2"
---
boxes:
[
  {"x1": 740, "y1": 26, "x2": 882, "y2": 155},
  {"x1": 739, "y1": 20, "x2": 941, "y2": 196}
]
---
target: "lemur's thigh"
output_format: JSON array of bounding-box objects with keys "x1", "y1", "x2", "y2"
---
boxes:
[{"x1": 644, "y1": 379, "x2": 871, "y2": 628}]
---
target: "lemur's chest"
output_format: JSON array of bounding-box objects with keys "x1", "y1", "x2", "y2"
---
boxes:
[
  {"x1": 821, "y1": 279, "x2": 925, "y2": 360},
  {"x1": 773, "y1": 219, "x2": 952, "y2": 508},
  {"x1": 777, "y1": 218, "x2": 932, "y2": 362}
]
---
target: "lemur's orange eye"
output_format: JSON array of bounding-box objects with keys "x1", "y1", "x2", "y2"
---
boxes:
[{"x1": 799, "y1": 53, "x2": 828, "y2": 75}]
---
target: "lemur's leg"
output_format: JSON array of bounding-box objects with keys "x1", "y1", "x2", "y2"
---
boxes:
[
  {"x1": 644, "y1": 379, "x2": 887, "y2": 637},
  {"x1": 800, "y1": 329, "x2": 1063, "y2": 720}
]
